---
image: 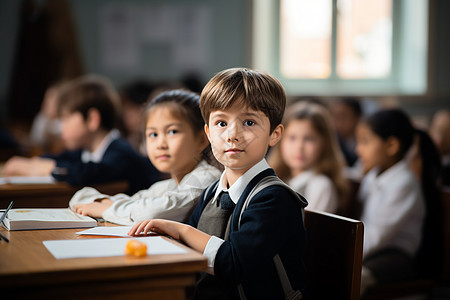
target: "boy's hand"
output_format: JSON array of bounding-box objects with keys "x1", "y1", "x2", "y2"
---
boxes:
[
  {"x1": 72, "y1": 199, "x2": 113, "y2": 218},
  {"x1": 3, "y1": 156, "x2": 55, "y2": 176},
  {"x1": 128, "y1": 219, "x2": 211, "y2": 254},
  {"x1": 128, "y1": 219, "x2": 183, "y2": 240}
]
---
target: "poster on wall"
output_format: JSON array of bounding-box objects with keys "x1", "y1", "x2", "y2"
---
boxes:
[
  {"x1": 100, "y1": 4, "x2": 138, "y2": 70},
  {"x1": 99, "y1": 3, "x2": 211, "y2": 74}
]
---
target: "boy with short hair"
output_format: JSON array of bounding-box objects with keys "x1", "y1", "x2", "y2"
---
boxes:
[
  {"x1": 129, "y1": 68, "x2": 308, "y2": 299},
  {"x1": 4, "y1": 75, "x2": 160, "y2": 194}
]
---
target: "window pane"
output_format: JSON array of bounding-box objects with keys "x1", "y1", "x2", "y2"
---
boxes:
[
  {"x1": 280, "y1": 0, "x2": 332, "y2": 79},
  {"x1": 336, "y1": 0, "x2": 392, "y2": 79}
]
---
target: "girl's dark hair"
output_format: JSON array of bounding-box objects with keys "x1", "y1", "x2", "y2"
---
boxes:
[
  {"x1": 144, "y1": 89, "x2": 219, "y2": 168},
  {"x1": 145, "y1": 89, "x2": 204, "y2": 133},
  {"x1": 363, "y1": 109, "x2": 414, "y2": 159},
  {"x1": 414, "y1": 129, "x2": 442, "y2": 278}
]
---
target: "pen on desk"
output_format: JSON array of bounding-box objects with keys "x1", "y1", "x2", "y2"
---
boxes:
[
  {"x1": 0, "y1": 200, "x2": 14, "y2": 243},
  {"x1": 0, "y1": 231, "x2": 9, "y2": 242}
]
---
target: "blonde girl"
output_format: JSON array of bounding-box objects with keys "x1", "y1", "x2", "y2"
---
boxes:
[
  {"x1": 70, "y1": 89, "x2": 222, "y2": 225},
  {"x1": 268, "y1": 101, "x2": 349, "y2": 214}
]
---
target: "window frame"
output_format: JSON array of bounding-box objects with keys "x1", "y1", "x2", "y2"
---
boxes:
[{"x1": 251, "y1": 0, "x2": 428, "y2": 96}]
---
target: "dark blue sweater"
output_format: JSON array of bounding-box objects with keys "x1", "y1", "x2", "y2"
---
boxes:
[
  {"x1": 43, "y1": 138, "x2": 160, "y2": 195},
  {"x1": 189, "y1": 169, "x2": 308, "y2": 299}
]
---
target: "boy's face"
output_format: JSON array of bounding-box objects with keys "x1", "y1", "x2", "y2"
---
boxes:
[
  {"x1": 60, "y1": 111, "x2": 90, "y2": 150},
  {"x1": 205, "y1": 102, "x2": 282, "y2": 178}
]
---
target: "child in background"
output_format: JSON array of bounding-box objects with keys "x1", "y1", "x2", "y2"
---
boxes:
[
  {"x1": 329, "y1": 97, "x2": 362, "y2": 167},
  {"x1": 3, "y1": 75, "x2": 159, "y2": 195},
  {"x1": 356, "y1": 109, "x2": 425, "y2": 295},
  {"x1": 268, "y1": 101, "x2": 349, "y2": 214},
  {"x1": 119, "y1": 79, "x2": 155, "y2": 155},
  {"x1": 70, "y1": 89, "x2": 222, "y2": 225},
  {"x1": 429, "y1": 109, "x2": 450, "y2": 186},
  {"x1": 29, "y1": 80, "x2": 68, "y2": 155},
  {"x1": 129, "y1": 68, "x2": 308, "y2": 299}
]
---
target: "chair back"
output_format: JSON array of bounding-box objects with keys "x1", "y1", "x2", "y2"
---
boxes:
[
  {"x1": 304, "y1": 209, "x2": 364, "y2": 300},
  {"x1": 441, "y1": 186, "x2": 450, "y2": 281}
]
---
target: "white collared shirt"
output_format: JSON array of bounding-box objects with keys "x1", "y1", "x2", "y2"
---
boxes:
[
  {"x1": 81, "y1": 129, "x2": 120, "y2": 163},
  {"x1": 288, "y1": 170, "x2": 338, "y2": 213},
  {"x1": 203, "y1": 159, "x2": 271, "y2": 269},
  {"x1": 69, "y1": 160, "x2": 222, "y2": 225},
  {"x1": 358, "y1": 160, "x2": 425, "y2": 258}
]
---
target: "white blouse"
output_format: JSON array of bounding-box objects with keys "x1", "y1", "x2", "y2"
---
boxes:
[
  {"x1": 358, "y1": 160, "x2": 425, "y2": 258},
  {"x1": 69, "y1": 160, "x2": 221, "y2": 225},
  {"x1": 288, "y1": 170, "x2": 338, "y2": 213}
]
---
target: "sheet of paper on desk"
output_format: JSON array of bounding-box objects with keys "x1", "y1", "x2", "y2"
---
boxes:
[
  {"x1": 0, "y1": 176, "x2": 55, "y2": 184},
  {"x1": 76, "y1": 226, "x2": 136, "y2": 237},
  {"x1": 43, "y1": 236, "x2": 187, "y2": 259}
]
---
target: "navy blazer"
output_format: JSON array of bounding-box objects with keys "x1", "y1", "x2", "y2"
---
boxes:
[
  {"x1": 44, "y1": 138, "x2": 160, "y2": 195},
  {"x1": 189, "y1": 169, "x2": 308, "y2": 299}
]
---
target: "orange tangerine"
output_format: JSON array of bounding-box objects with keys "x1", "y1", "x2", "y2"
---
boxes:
[{"x1": 125, "y1": 239, "x2": 147, "y2": 257}]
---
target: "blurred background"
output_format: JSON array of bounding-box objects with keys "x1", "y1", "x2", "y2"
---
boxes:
[{"x1": 0, "y1": 0, "x2": 448, "y2": 156}]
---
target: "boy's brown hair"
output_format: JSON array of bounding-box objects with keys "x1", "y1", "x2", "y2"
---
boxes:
[
  {"x1": 200, "y1": 68, "x2": 286, "y2": 133},
  {"x1": 58, "y1": 75, "x2": 121, "y2": 130}
]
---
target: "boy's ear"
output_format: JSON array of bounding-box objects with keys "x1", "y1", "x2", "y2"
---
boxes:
[
  {"x1": 386, "y1": 136, "x2": 400, "y2": 157},
  {"x1": 204, "y1": 124, "x2": 212, "y2": 142},
  {"x1": 269, "y1": 124, "x2": 284, "y2": 147},
  {"x1": 86, "y1": 108, "x2": 101, "y2": 131}
]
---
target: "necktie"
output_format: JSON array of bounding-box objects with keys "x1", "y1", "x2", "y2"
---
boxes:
[{"x1": 220, "y1": 191, "x2": 235, "y2": 210}]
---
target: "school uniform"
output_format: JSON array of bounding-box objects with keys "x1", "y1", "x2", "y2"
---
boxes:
[
  {"x1": 44, "y1": 130, "x2": 159, "y2": 195},
  {"x1": 288, "y1": 170, "x2": 338, "y2": 213},
  {"x1": 358, "y1": 160, "x2": 425, "y2": 282},
  {"x1": 189, "y1": 159, "x2": 308, "y2": 300},
  {"x1": 69, "y1": 160, "x2": 221, "y2": 225}
]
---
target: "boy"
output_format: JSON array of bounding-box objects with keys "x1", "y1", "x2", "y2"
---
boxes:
[
  {"x1": 129, "y1": 68, "x2": 308, "y2": 299},
  {"x1": 3, "y1": 75, "x2": 160, "y2": 195}
]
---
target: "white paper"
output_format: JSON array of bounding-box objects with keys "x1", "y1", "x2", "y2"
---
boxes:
[
  {"x1": 0, "y1": 176, "x2": 55, "y2": 184},
  {"x1": 43, "y1": 236, "x2": 187, "y2": 259},
  {"x1": 76, "y1": 226, "x2": 135, "y2": 237}
]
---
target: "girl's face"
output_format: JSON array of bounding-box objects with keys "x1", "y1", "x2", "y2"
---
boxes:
[
  {"x1": 356, "y1": 122, "x2": 392, "y2": 174},
  {"x1": 145, "y1": 106, "x2": 207, "y2": 183},
  {"x1": 280, "y1": 119, "x2": 323, "y2": 177}
]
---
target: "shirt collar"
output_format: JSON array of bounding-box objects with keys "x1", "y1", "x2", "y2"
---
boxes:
[
  {"x1": 288, "y1": 170, "x2": 314, "y2": 187},
  {"x1": 81, "y1": 129, "x2": 120, "y2": 163},
  {"x1": 211, "y1": 159, "x2": 271, "y2": 205},
  {"x1": 372, "y1": 159, "x2": 409, "y2": 187}
]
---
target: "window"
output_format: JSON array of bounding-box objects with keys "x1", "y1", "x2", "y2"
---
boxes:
[{"x1": 252, "y1": 0, "x2": 428, "y2": 95}]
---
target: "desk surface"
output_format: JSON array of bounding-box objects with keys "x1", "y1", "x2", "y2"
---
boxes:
[
  {"x1": 0, "y1": 180, "x2": 129, "y2": 209},
  {"x1": 0, "y1": 224, "x2": 207, "y2": 299}
]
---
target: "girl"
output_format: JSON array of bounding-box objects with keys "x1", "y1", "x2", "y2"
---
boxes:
[
  {"x1": 268, "y1": 101, "x2": 349, "y2": 214},
  {"x1": 356, "y1": 109, "x2": 425, "y2": 295},
  {"x1": 70, "y1": 89, "x2": 222, "y2": 225}
]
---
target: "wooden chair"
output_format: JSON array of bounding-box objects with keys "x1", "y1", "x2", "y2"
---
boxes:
[{"x1": 303, "y1": 209, "x2": 364, "y2": 300}]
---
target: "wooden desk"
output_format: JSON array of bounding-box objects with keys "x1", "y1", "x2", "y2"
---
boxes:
[
  {"x1": 0, "y1": 181, "x2": 129, "y2": 209},
  {"x1": 0, "y1": 226, "x2": 207, "y2": 299}
]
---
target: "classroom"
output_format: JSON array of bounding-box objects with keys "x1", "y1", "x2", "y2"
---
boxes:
[{"x1": 0, "y1": 0, "x2": 449, "y2": 299}]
